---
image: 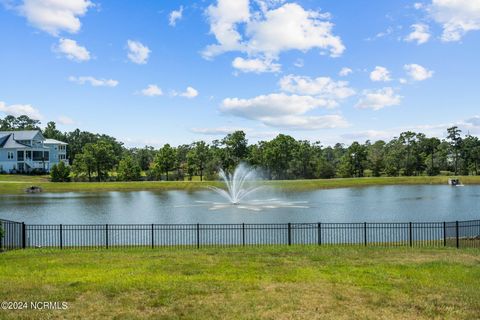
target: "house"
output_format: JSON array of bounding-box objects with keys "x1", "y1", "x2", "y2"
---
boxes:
[{"x1": 0, "y1": 130, "x2": 68, "y2": 173}]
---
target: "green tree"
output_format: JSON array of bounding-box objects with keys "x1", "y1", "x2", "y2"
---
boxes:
[
  {"x1": 117, "y1": 155, "x2": 142, "y2": 181},
  {"x1": 221, "y1": 131, "x2": 248, "y2": 169},
  {"x1": 367, "y1": 140, "x2": 385, "y2": 177},
  {"x1": 50, "y1": 162, "x2": 71, "y2": 182},
  {"x1": 154, "y1": 144, "x2": 176, "y2": 181},
  {"x1": 72, "y1": 152, "x2": 95, "y2": 181},
  {"x1": 421, "y1": 137, "x2": 441, "y2": 176},
  {"x1": 337, "y1": 142, "x2": 367, "y2": 178},
  {"x1": 193, "y1": 141, "x2": 209, "y2": 181},
  {"x1": 384, "y1": 138, "x2": 404, "y2": 176},
  {"x1": 43, "y1": 121, "x2": 65, "y2": 141},
  {"x1": 263, "y1": 134, "x2": 297, "y2": 179},
  {"x1": 0, "y1": 115, "x2": 41, "y2": 131},
  {"x1": 73, "y1": 141, "x2": 116, "y2": 181},
  {"x1": 447, "y1": 126, "x2": 462, "y2": 175}
]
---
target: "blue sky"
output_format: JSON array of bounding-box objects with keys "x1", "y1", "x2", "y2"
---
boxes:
[{"x1": 1, "y1": 0, "x2": 480, "y2": 147}]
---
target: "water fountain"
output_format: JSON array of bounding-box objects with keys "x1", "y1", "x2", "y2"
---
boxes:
[
  {"x1": 201, "y1": 164, "x2": 309, "y2": 211},
  {"x1": 208, "y1": 164, "x2": 262, "y2": 204}
]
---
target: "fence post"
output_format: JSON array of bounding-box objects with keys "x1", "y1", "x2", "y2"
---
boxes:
[
  {"x1": 455, "y1": 221, "x2": 459, "y2": 248},
  {"x1": 443, "y1": 222, "x2": 446, "y2": 247},
  {"x1": 242, "y1": 223, "x2": 245, "y2": 247},
  {"x1": 317, "y1": 222, "x2": 322, "y2": 246},
  {"x1": 105, "y1": 224, "x2": 109, "y2": 249},
  {"x1": 151, "y1": 224, "x2": 154, "y2": 249},
  {"x1": 196, "y1": 223, "x2": 200, "y2": 249},
  {"x1": 409, "y1": 222, "x2": 413, "y2": 247},
  {"x1": 364, "y1": 222, "x2": 367, "y2": 246},
  {"x1": 287, "y1": 223, "x2": 292, "y2": 246},
  {"x1": 22, "y1": 222, "x2": 26, "y2": 249},
  {"x1": 60, "y1": 224, "x2": 63, "y2": 249}
]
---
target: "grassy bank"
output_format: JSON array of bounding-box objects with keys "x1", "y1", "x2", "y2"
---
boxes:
[
  {"x1": 0, "y1": 246, "x2": 479, "y2": 319},
  {"x1": 1, "y1": 174, "x2": 480, "y2": 195}
]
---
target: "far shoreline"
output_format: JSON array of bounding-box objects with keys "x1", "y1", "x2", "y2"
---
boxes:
[{"x1": 1, "y1": 175, "x2": 480, "y2": 195}]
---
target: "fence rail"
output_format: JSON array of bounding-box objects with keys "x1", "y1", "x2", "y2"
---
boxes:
[{"x1": 1, "y1": 219, "x2": 479, "y2": 251}]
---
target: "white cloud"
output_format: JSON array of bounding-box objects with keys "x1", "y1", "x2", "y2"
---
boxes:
[
  {"x1": 279, "y1": 75, "x2": 355, "y2": 102},
  {"x1": 190, "y1": 127, "x2": 246, "y2": 135},
  {"x1": 220, "y1": 93, "x2": 348, "y2": 130},
  {"x1": 339, "y1": 67, "x2": 352, "y2": 77},
  {"x1": 180, "y1": 86, "x2": 199, "y2": 98},
  {"x1": 245, "y1": 3, "x2": 345, "y2": 58},
  {"x1": 222, "y1": 93, "x2": 329, "y2": 117},
  {"x1": 0, "y1": 101, "x2": 43, "y2": 119},
  {"x1": 355, "y1": 87, "x2": 402, "y2": 111},
  {"x1": 404, "y1": 23, "x2": 431, "y2": 44},
  {"x1": 68, "y1": 76, "x2": 118, "y2": 87},
  {"x1": 17, "y1": 0, "x2": 93, "y2": 36},
  {"x1": 140, "y1": 84, "x2": 163, "y2": 97},
  {"x1": 202, "y1": 0, "x2": 250, "y2": 58},
  {"x1": 54, "y1": 38, "x2": 90, "y2": 62},
  {"x1": 341, "y1": 130, "x2": 391, "y2": 141},
  {"x1": 57, "y1": 115, "x2": 75, "y2": 125},
  {"x1": 258, "y1": 114, "x2": 349, "y2": 130},
  {"x1": 464, "y1": 115, "x2": 480, "y2": 127},
  {"x1": 126, "y1": 40, "x2": 150, "y2": 64},
  {"x1": 232, "y1": 57, "x2": 280, "y2": 73},
  {"x1": 404, "y1": 63, "x2": 433, "y2": 81},
  {"x1": 428, "y1": 0, "x2": 480, "y2": 42},
  {"x1": 369, "y1": 66, "x2": 391, "y2": 82},
  {"x1": 169, "y1": 6, "x2": 183, "y2": 27},
  {"x1": 203, "y1": 1, "x2": 344, "y2": 70}
]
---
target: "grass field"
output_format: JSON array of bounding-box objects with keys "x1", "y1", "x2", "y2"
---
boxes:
[
  {"x1": 1, "y1": 174, "x2": 480, "y2": 195},
  {"x1": 0, "y1": 246, "x2": 479, "y2": 319}
]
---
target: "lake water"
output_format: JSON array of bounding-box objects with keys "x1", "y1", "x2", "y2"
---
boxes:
[{"x1": 0, "y1": 185, "x2": 479, "y2": 224}]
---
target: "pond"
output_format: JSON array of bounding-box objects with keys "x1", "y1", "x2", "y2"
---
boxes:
[{"x1": 0, "y1": 185, "x2": 479, "y2": 224}]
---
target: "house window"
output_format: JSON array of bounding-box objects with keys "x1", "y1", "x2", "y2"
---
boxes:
[
  {"x1": 7, "y1": 151, "x2": 14, "y2": 160},
  {"x1": 33, "y1": 151, "x2": 43, "y2": 161}
]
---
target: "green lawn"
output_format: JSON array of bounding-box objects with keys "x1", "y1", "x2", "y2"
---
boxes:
[
  {"x1": 1, "y1": 175, "x2": 480, "y2": 195},
  {"x1": 0, "y1": 247, "x2": 479, "y2": 319}
]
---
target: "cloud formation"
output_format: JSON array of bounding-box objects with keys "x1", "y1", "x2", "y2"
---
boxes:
[
  {"x1": 140, "y1": 84, "x2": 163, "y2": 97},
  {"x1": 69, "y1": 76, "x2": 118, "y2": 87},
  {"x1": 0, "y1": 101, "x2": 43, "y2": 119},
  {"x1": 355, "y1": 87, "x2": 402, "y2": 111},
  {"x1": 17, "y1": 0, "x2": 93, "y2": 36},
  {"x1": 232, "y1": 57, "x2": 280, "y2": 73},
  {"x1": 169, "y1": 6, "x2": 183, "y2": 26},
  {"x1": 428, "y1": 0, "x2": 480, "y2": 42},
  {"x1": 370, "y1": 66, "x2": 391, "y2": 82},
  {"x1": 404, "y1": 64, "x2": 434, "y2": 81},
  {"x1": 54, "y1": 38, "x2": 90, "y2": 62},
  {"x1": 127, "y1": 40, "x2": 150, "y2": 64},
  {"x1": 179, "y1": 86, "x2": 199, "y2": 98},
  {"x1": 203, "y1": 0, "x2": 344, "y2": 72},
  {"x1": 404, "y1": 23, "x2": 431, "y2": 44}
]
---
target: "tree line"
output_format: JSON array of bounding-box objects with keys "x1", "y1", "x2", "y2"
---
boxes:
[{"x1": 2, "y1": 115, "x2": 480, "y2": 182}]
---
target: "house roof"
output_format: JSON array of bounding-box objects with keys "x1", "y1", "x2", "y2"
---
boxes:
[
  {"x1": 0, "y1": 134, "x2": 31, "y2": 149},
  {"x1": 44, "y1": 138, "x2": 68, "y2": 145},
  {"x1": 0, "y1": 130, "x2": 43, "y2": 140}
]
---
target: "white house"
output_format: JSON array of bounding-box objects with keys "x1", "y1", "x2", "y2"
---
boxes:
[{"x1": 0, "y1": 130, "x2": 68, "y2": 173}]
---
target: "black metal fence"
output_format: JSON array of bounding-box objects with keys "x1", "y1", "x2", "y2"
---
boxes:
[
  {"x1": 1, "y1": 219, "x2": 479, "y2": 251},
  {"x1": 0, "y1": 219, "x2": 24, "y2": 251}
]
